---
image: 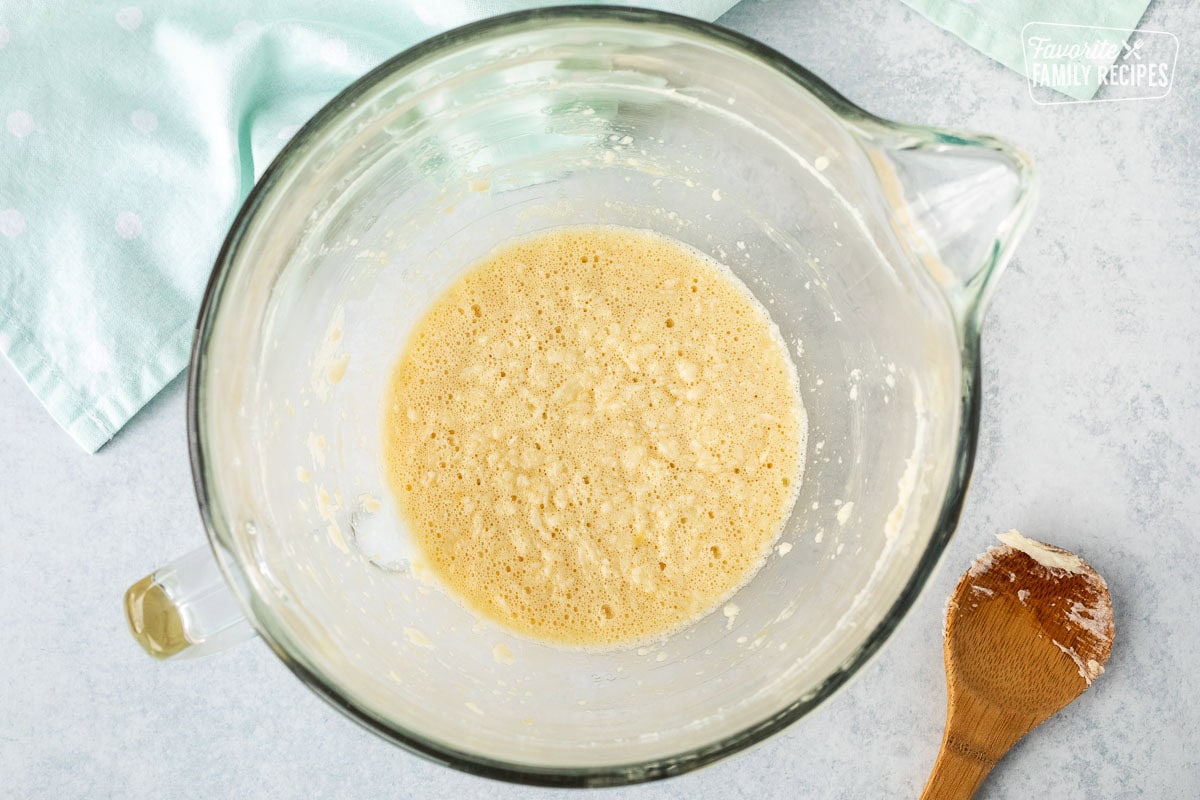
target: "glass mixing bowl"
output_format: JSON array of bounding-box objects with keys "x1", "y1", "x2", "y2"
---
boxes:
[{"x1": 123, "y1": 7, "x2": 1036, "y2": 786}]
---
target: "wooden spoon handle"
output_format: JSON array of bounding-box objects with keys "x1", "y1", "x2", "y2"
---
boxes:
[
  {"x1": 920, "y1": 693, "x2": 1031, "y2": 800},
  {"x1": 918, "y1": 732, "x2": 998, "y2": 800}
]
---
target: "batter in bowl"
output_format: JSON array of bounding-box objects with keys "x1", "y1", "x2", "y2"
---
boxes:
[{"x1": 382, "y1": 226, "x2": 806, "y2": 647}]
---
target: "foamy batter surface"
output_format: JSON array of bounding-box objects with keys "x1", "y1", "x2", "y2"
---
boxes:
[{"x1": 383, "y1": 226, "x2": 806, "y2": 646}]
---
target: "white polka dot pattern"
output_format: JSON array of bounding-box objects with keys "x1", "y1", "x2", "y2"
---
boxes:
[
  {"x1": 130, "y1": 109, "x2": 158, "y2": 134},
  {"x1": 0, "y1": 209, "x2": 25, "y2": 238},
  {"x1": 6, "y1": 111, "x2": 34, "y2": 138},
  {"x1": 115, "y1": 211, "x2": 143, "y2": 240},
  {"x1": 115, "y1": 6, "x2": 143, "y2": 31}
]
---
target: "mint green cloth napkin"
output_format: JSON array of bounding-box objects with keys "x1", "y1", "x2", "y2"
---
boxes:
[
  {"x1": 0, "y1": 1, "x2": 736, "y2": 452},
  {"x1": 900, "y1": 0, "x2": 1154, "y2": 100}
]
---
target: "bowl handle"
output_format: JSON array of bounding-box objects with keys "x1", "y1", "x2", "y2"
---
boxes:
[{"x1": 124, "y1": 546, "x2": 256, "y2": 659}]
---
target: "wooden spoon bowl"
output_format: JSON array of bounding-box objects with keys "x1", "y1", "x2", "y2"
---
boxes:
[{"x1": 920, "y1": 530, "x2": 1114, "y2": 799}]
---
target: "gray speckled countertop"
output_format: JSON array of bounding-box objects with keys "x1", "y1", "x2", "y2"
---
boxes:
[{"x1": 3, "y1": 0, "x2": 1198, "y2": 797}]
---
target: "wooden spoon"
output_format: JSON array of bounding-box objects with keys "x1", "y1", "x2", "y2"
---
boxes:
[{"x1": 920, "y1": 530, "x2": 1114, "y2": 800}]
